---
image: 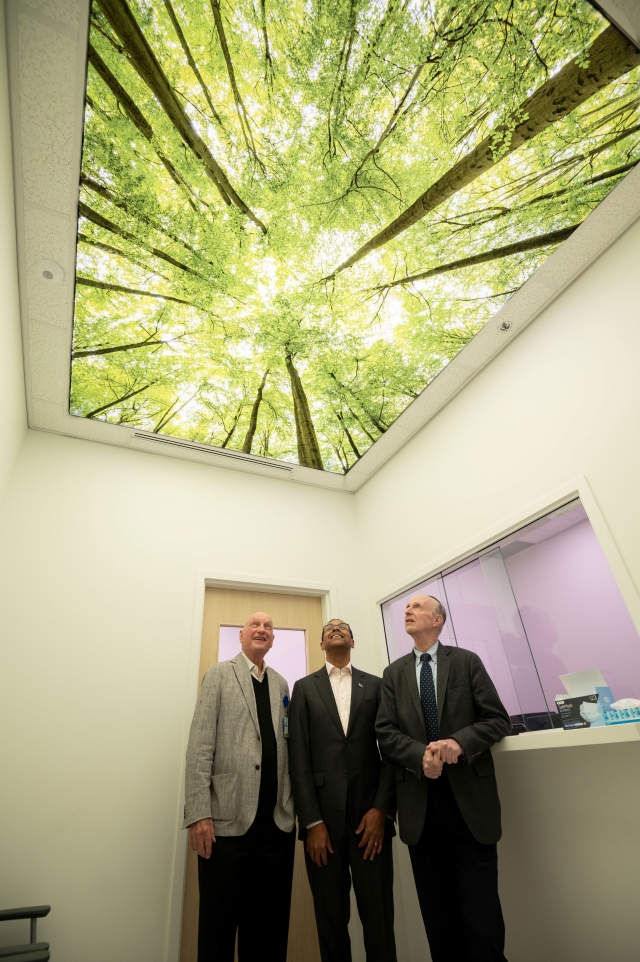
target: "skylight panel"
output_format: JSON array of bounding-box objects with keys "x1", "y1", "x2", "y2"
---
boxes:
[{"x1": 70, "y1": 0, "x2": 640, "y2": 472}]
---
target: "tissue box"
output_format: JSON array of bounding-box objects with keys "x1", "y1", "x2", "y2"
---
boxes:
[{"x1": 604, "y1": 706, "x2": 640, "y2": 726}]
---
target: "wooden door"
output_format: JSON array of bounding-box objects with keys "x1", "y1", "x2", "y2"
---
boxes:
[{"x1": 180, "y1": 587, "x2": 325, "y2": 962}]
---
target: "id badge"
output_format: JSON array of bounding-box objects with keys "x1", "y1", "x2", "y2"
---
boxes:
[{"x1": 283, "y1": 716, "x2": 289, "y2": 739}]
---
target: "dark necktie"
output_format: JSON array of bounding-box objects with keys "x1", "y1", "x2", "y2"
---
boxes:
[{"x1": 420, "y1": 652, "x2": 438, "y2": 743}]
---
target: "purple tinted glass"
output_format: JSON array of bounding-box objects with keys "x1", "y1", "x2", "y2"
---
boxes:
[
  {"x1": 441, "y1": 560, "x2": 522, "y2": 718},
  {"x1": 504, "y1": 518, "x2": 640, "y2": 707},
  {"x1": 218, "y1": 625, "x2": 308, "y2": 694}
]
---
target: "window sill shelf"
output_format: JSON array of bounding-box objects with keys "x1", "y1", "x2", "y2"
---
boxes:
[{"x1": 492, "y1": 721, "x2": 640, "y2": 753}]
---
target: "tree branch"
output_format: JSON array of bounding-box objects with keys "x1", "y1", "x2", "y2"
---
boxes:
[
  {"x1": 83, "y1": 381, "x2": 155, "y2": 417},
  {"x1": 162, "y1": 0, "x2": 225, "y2": 128},
  {"x1": 327, "y1": 25, "x2": 640, "y2": 277},
  {"x1": 372, "y1": 223, "x2": 582, "y2": 291}
]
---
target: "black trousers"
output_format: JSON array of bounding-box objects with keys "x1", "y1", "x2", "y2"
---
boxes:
[
  {"x1": 409, "y1": 774, "x2": 508, "y2": 962},
  {"x1": 305, "y1": 823, "x2": 396, "y2": 962},
  {"x1": 197, "y1": 817, "x2": 295, "y2": 962}
]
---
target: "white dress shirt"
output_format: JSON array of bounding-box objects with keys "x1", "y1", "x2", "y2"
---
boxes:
[
  {"x1": 306, "y1": 661, "x2": 352, "y2": 830},
  {"x1": 242, "y1": 650, "x2": 265, "y2": 682},
  {"x1": 326, "y1": 660, "x2": 352, "y2": 734},
  {"x1": 414, "y1": 641, "x2": 439, "y2": 704}
]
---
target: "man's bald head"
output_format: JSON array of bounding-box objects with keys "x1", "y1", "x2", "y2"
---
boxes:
[
  {"x1": 404, "y1": 594, "x2": 446, "y2": 650},
  {"x1": 239, "y1": 611, "x2": 274, "y2": 665}
]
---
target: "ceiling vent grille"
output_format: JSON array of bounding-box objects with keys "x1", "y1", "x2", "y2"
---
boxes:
[{"x1": 131, "y1": 431, "x2": 295, "y2": 472}]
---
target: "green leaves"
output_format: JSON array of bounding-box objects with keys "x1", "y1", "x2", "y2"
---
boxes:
[{"x1": 72, "y1": 0, "x2": 640, "y2": 471}]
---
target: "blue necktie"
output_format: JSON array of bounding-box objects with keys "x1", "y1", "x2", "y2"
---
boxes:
[{"x1": 420, "y1": 653, "x2": 438, "y2": 743}]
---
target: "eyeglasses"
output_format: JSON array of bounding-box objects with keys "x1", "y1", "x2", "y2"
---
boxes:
[{"x1": 323, "y1": 623, "x2": 351, "y2": 633}]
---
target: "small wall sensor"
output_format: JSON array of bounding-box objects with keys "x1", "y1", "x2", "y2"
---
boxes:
[
  {"x1": 499, "y1": 321, "x2": 511, "y2": 332},
  {"x1": 36, "y1": 259, "x2": 64, "y2": 283}
]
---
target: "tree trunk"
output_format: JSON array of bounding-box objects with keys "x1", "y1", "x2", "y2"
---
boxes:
[
  {"x1": 75, "y1": 274, "x2": 192, "y2": 304},
  {"x1": 88, "y1": 43, "x2": 201, "y2": 207},
  {"x1": 285, "y1": 355, "x2": 324, "y2": 469},
  {"x1": 220, "y1": 402, "x2": 244, "y2": 447},
  {"x1": 78, "y1": 232, "x2": 170, "y2": 277},
  {"x1": 210, "y1": 0, "x2": 261, "y2": 166},
  {"x1": 162, "y1": 0, "x2": 224, "y2": 127},
  {"x1": 337, "y1": 411, "x2": 361, "y2": 459},
  {"x1": 78, "y1": 201, "x2": 200, "y2": 276},
  {"x1": 74, "y1": 340, "x2": 163, "y2": 358},
  {"x1": 97, "y1": 0, "x2": 267, "y2": 230},
  {"x1": 241, "y1": 369, "x2": 269, "y2": 453},
  {"x1": 80, "y1": 174, "x2": 210, "y2": 261},
  {"x1": 329, "y1": 25, "x2": 640, "y2": 276},
  {"x1": 374, "y1": 223, "x2": 581, "y2": 290}
]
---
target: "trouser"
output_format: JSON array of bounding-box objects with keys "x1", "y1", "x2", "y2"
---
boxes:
[
  {"x1": 409, "y1": 773, "x2": 508, "y2": 962},
  {"x1": 304, "y1": 822, "x2": 397, "y2": 962},
  {"x1": 197, "y1": 816, "x2": 295, "y2": 962}
]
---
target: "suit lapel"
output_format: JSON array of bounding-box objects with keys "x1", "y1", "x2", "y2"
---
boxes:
[
  {"x1": 346, "y1": 668, "x2": 366, "y2": 738},
  {"x1": 437, "y1": 645, "x2": 452, "y2": 725},
  {"x1": 314, "y1": 668, "x2": 345, "y2": 739},
  {"x1": 403, "y1": 654, "x2": 427, "y2": 738},
  {"x1": 231, "y1": 654, "x2": 259, "y2": 733}
]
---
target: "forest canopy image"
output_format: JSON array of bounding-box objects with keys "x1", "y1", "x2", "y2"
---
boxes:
[{"x1": 71, "y1": 0, "x2": 640, "y2": 472}]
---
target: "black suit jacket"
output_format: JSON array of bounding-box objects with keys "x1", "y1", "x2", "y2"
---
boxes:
[
  {"x1": 288, "y1": 666, "x2": 396, "y2": 841},
  {"x1": 375, "y1": 646, "x2": 511, "y2": 846}
]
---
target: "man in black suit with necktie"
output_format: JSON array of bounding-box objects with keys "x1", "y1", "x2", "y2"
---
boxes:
[
  {"x1": 376, "y1": 594, "x2": 512, "y2": 962},
  {"x1": 288, "y1": 619, "x2": 397, "y2": 962}
]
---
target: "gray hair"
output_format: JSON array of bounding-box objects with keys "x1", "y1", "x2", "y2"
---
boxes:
[{"x1": 426, "y1": 596, "x2": 447, "y2": 627}]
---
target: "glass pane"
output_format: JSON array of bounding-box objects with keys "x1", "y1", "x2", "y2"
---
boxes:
[
  {"x1": 502, "y1": 508, "x2": 640, "y2": 710},
  {"x1": 478, "y1": 550, "x2": 551, "y2": 729},
  {"x1": 441, "y1": 561, "x2": 522, "y2": 720},
  {"x1": 381, "y1": 576, "x2": 456, "y2": 663},
  {"x1": 218, "y1": 626, "x2": 308, "y2": 693}
]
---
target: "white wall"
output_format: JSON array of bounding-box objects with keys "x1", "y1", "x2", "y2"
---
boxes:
[
  {"x1": 354, "y1": 215, "x2": 640, "y2": 962},
  {"x1": 0, "y1": 0, "x2": 26, "y2": 507},
  {"x1": 0, "y1": 432, "x2": 372, "y2": 961}
]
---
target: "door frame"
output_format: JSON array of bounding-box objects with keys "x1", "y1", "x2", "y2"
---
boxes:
[{"x1": 165, "y1": 570, "x2": 339, "y2": 962}]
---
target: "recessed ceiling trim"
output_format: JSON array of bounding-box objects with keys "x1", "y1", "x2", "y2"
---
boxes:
[{"x1": 6, "y1": 0, "x2": 640, "y2": 493}]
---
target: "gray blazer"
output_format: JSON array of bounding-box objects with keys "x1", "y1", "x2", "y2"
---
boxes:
[
  {"x1": 184, "y1": 653, "x2": 295, "y2": 836},
  {"x1": 375, "y1": 646, "x2": 511, "y2": 846}
]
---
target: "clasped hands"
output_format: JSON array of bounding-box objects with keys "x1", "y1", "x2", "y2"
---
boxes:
[
  {"x1": 306, "y1": 807, "x2": 385, "y2": 867},
  {"x1": 422, "y1": 738, "x2": 462, "y2": 779}
]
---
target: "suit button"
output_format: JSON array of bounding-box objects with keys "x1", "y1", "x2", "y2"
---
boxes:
[
  {"x1": 255, "y1": 764, "x2": 260, "y2": 770},
  {"x1": 257, "y1": 735, "x2": 261, "y2": 741}
]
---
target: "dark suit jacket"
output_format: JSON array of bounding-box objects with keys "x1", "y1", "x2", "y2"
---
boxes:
[
  {"x1": 375, "y1": 646, "x2": 511, "y2": 846},
  {"x1": 289, "y1": 666, "x2": 396, "y2": 841}
]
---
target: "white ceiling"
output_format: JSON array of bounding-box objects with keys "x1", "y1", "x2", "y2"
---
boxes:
[{"x1": 6, "y1": 0, "x2": 640, "y2": 492}]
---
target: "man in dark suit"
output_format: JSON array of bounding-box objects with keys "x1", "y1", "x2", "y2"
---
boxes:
[
  {"x1": 376, "y1": 594, "x2": 512, "y2": 962},
  {"x1": 289, "y1": 619, "x2": 397, "y2": 962}
]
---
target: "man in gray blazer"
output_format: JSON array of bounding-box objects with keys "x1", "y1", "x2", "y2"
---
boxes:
[
  {"x1": 376, "y1": 595, "x2": 512, "y2": 962},
  {"x1": 184, "y1": 611, "x2": 295, "y2": 962}
]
